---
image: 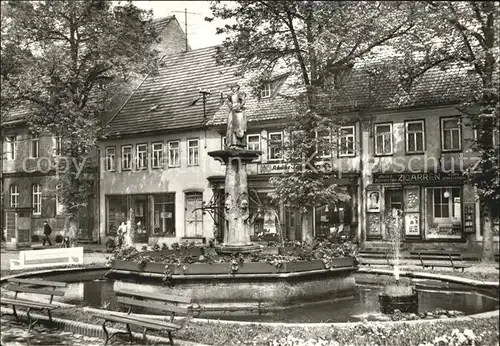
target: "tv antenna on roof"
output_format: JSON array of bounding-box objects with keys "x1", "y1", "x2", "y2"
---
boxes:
[{"x1": 170, "y1": 9, "x2": 203, "y2": 52}]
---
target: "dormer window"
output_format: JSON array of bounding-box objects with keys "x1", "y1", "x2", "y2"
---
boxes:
[{"x1": 260, "y1": 83, "x2": 271, "y2": 98}]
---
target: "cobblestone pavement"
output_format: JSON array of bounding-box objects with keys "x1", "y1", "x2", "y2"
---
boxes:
[{"x1": 1, "y1": 318, "x2": 142, "y2": 346}]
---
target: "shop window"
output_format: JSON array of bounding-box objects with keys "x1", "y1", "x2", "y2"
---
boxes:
[
  {"x1": 6, "y1": 135, "x2": 17, "y2": 160},
  {"x1": 426, "y1": 187, "x2": 462, "y2": 239},
  {"x1": 405, "y1": 120, "x2": 425, "y2": 153},
  {"x1": 315, "y1": 201, "x2": 351, "y2": 239},
  {"x1": 185, "y1": 192, "x2": 203, "y2": 237},
  {"x1": 168, "y1": 140, "x2": 180, "y2": 167},
  {"x1": 247, "y1": 134, "x2": 261, "y2": 151},
  {"x1": 152, "y1": 142, "x2": 164, "y2": 168},
  {"x1": 187, "y1": 139, "x2": 199, "y2": 166},
  {"x1": 153, "y1": 194, "x2": 175, "y2": 236},
  {"x1": 268, "y1": 132, "x2": 283, "y2": 161},
  {"x1": 105, "y1": 147, "x2": 116, "y2": 171},
  {"x1": 121, "y1": 145, "x2": 132, "y2": 170},
  {"x1": 385, "y1": 189, "x2": 403, "y2": 211},
  {"x1": 339, "y1": 126, "x2": 356, "y2": 157},
  {"x1": 374, "y1": 123, "x2": 393, "y2": 155},
  {"x1": 32, "y1": 184, "x2": 42, "y2": 215},
  {"x1": 106, "y1": 195, "x2": 128, "y2": 236},
  {"x1": 30, "y1": 133, "x2": 39, "y2": 158},
  {"x1": 441, "y1": 117, "x2": 461, "y2": 151},
  {"x1": 136, "y1": 144, "x2": 148, "y2": 169},
  {"x1": 221, "y1": 136, "x2": 226, "y2": 149},
  {"x1": 10, "y1": 185, "x2": 19, "y2": 208},
  {"x1": 133, "y1": 196, "x2": 148, "y2": 240}
]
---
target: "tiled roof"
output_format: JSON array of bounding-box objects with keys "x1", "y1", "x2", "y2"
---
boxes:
[
  {"x1": 151, "y1": 16, "x2": 175, "y2": 34},
  {"x1": 106, "y1": 46, "x2": 240, "y2": 136},
  {"x1": 208, "y1": 63, "x2": 481, "y2": 126}
]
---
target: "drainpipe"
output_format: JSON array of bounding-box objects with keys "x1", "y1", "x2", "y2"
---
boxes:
[{"x1": 358, "y1": 112, "x2": 364, "y2": 247}]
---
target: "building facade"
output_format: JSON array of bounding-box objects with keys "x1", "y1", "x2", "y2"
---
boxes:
[
  {"x1": 98, "y1": 45, "x2": 499, "y2": 250},
  {"x1": 1, "y1": 16, "x2": 188, "y2": 243}
]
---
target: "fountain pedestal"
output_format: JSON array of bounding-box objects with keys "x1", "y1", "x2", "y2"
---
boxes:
[{"x1": 209, "y1": 148, "x2": 262, "y2": 254}]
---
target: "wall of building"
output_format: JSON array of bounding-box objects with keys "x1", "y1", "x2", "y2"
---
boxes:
[{"x1": 99, "y1": 128, "x2": 224, "y2": 244}]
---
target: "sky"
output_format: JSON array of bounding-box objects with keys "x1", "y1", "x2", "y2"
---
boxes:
[{"x1": 131, "y1": 1, "x2": 229, "y2": 49}]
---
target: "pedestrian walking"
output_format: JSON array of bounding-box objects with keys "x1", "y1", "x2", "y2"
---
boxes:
[{"x1": 42, "y1": 220, "x2": 53, "y2": 246}]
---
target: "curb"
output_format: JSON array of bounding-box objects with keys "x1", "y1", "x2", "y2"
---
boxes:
[
  {"x1": 0, "y1": 307, "x2": 209, "y2": 346},
  {"x1": 357, "y1": 267, "x2": 499, "y2": 288}
]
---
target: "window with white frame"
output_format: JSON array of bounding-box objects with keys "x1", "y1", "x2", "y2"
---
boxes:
[
  {"x1": 247, "y1": 134, "x2": 261, "y2": 151},
  {"x1": 55, "y1": 183, "x2": 64, "y2": 215},
  {"x1": 316, "y1": 129, "x2": 332, "y2": 158},
  {"x1": 30, "y1": 133, "x2": 39, "y2": 158},
  {"x1": 374, "y1": 123, "x2": 393, "y2": 155},
  {"x1": 221, "y1": 136, "x2": 226, "y2": 149},
  {"x1": 10, "y1": 185, "x2": 19, "y2": 208},
  {"x1": 121, "y1": 145, "x2": 132, "y2": 170},
  {"x1": 6, "y1": 135, "x2": 16, "y2": 160},
  {"x1": 53, "y1": 135, "x2": 62, "y2": 156},
  {"x1": 152, "y1": 142, "x2": 164, "y2": 168},
  {"x1": 168, "y1": 141, "x2": 180, "y2": 167},
  {"x1": 188, "y1": 139, "x2": 199, "y2": 166},
  {"x1": 136, "y1": 143, "x2": 148, "y2": 169},
  {"x1": 339, "y1": 126, "x2": 355, "y2": 157},
  {"x1": 268, "y1": 132, "x2": 283, "y2": 161},
  {"x1": 105, "y1": 147, "x2": 116, "y2": 171},
  {"x1": 441, "y1": 117, "x2": 461, "y2": 151},
  {"x1": 260, "y1": 83, "x2": 271, "y2": 98},
  {"x1": 405, "y1": 120, "x2": 425, "y2": 153},
  {"x1": 32, "y1": 184, "x2": 42, "y2": 215}
]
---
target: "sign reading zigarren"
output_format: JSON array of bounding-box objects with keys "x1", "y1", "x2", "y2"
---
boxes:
[{"x1": 373, "y1": 172, "x2": 466, "y2": 184}]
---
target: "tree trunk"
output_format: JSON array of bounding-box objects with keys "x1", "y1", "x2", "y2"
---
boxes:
[
  {"x1": 301, "y1": 209, "x2": 314, "y2": 243},
  {"x1": 481, "y1": 204, "x2": 495, "y2": 262}
]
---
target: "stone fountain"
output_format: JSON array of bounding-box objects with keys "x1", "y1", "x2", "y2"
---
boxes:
[{"x1": 208, "y1": 83, "x2": 261, "y2": 254}]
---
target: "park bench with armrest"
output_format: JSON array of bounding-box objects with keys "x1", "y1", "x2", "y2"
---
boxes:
[
  {"x1": 0, "y1": 278, "x2": 67, "y2": 330},
  {"x1": 415, "y1": 251, "x2": 471, "y2": 272},
  {"x1": 93, "y1": 288, "x2": 193, "y2": 346}
]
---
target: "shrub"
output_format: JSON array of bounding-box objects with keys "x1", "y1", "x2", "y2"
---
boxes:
[
  {"x1": 55, "y1": 234, "x2": 63, "y2": 243},
  {"x1": 31, "y1": 234, "x2": 40, "y2": 242}
]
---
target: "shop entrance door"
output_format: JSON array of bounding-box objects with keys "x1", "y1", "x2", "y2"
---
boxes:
[
  {"x1": 185, "y1": 192, "x2": 203, "y2": 237},
  {"x1": 385, "y1": 189, "x2": 403, "y2": 212}
]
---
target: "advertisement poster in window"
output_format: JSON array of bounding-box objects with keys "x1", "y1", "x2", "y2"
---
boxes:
[
  {"x1": 367, "y1": 213, "x2": 381, "y2": 237},
  {"x1": 404, "y1": 188, "x2": 419, "y2": 212},
  {"x1": 367, "y1": 191, "x2": 380, "y2": 212},
  {"x1": 405, "y1": 213, "x2": 420, "y2": 236}
]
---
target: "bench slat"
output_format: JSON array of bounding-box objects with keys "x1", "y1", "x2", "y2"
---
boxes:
[
  {"x1": 0, "y1": 297, "x2": 58, "y2": 309},
  {"x1": 116, "y1": 288, "x2": 191, "y2": 304},
  {"x1": 7, "y1": 278, "x2": 67, "y2": 287},
  {"x1": 117, "y1": 296, "x2": 189, "y2": 315},
  {"x1": 5, "y1": 285, "x2": 65, "y2": 297},
  {"x1": 94, "y1": 313, "x2": 182, "y2": 331},
  {"x1": 104, "y1": 312, "x2": 182, "y2": 330}
]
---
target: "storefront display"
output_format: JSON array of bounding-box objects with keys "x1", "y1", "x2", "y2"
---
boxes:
[
  {"x1": 405, "y1": 213, "x2": 420, "y2": 236},
  {"x1": 367, "y1": 213, "x2": 381, "y2": 238}
]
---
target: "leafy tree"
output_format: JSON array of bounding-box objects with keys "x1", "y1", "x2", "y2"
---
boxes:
[
  {"x1": 397, "y1": 1, "x2": 499, "y2": 261},
  {"x1": 208, "y1": 0, "x2": 422, "y2": 241},
  {"x1": 1, "y1": 0, "x2": 159, "y2": 233}
]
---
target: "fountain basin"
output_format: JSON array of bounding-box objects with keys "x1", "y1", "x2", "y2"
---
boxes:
[
  {"x1": 108, "y1": 257, "x2": 357, "y2": 309},
  {"x1": 379, "y1": 286, "x2": 418, "y2": 314}
]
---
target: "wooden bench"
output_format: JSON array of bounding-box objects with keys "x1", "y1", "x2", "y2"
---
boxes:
[
  {"x1": 0, "y1": 278, "x2": 67, "y2": 330},
  {"x1": 10, "y1": 247, "x2": 84, "y2": 270},
  {"x1": 93, "y1": 288, "x2": 192, "y2": 346},
  {"x1": 416, "y1": 252, "x2": 471, "y2": 272},
  {"x1": 359, "y1": 252, "x2": 393, "y2": 267}
]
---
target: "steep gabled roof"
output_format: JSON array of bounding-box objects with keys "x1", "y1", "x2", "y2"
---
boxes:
[
  {"x1": 151, "y1": 16, "x2": 175, "y2": 34},
  {"x1": 106, "y1": 46, "x2": 240, "y2": 136}
]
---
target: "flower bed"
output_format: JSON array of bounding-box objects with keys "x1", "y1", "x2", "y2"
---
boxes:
[{"x1": 108, "y1": 240, "x2": 359, "y2": 274}]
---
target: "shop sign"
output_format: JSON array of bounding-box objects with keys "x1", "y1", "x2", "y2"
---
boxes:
[{"x1": 373, "y1": 172, "x2": 466, "y2": 184}]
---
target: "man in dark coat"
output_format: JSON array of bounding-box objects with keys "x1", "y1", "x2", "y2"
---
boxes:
[{"x1": 42, "y1": 220, "x2": 52, "y2": 246}]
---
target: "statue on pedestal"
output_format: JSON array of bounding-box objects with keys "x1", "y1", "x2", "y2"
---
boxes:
[{"x1": 225, "y1": 83, "x2": 247, "y2": 148}]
